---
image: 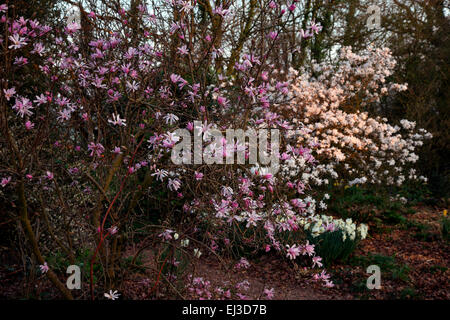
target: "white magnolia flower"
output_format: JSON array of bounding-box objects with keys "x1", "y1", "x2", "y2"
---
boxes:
[
  {"x1": 108, "y1": 113, "x2": 127, "y2": 126},
  {"x1": 151, "y1": 169, "x2": 168, "y2": 181},
  {"x1": 193, "y1": 248, "x2": 202, "y2": 258},
  {"x1": 164, "y1": 113, "x2": 179, "y2": 125}
]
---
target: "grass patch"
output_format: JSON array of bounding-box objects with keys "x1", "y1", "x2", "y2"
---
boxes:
[
  {"x1": 327, "y1": 185, "x2": 414, "y2": 233},
  {"x1": 350, "y1": 253, "x2": 410, "y2": 282},
  {"x1": 441, "y1": 217, "x2": 450, "y2": 241}
]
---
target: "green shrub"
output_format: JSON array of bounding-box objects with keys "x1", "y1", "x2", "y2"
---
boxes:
[
  {"x1": 306, "y1": 230, "x2": 358, "y2": 266},
  {"x1": 350, "y1": 253, "x2": 410, "y2": 283},
  {"x1": 441, "y1": 216, "x2": 450, "y2": 241}
]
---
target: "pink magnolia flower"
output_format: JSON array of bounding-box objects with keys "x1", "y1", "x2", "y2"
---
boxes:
[
  {"x1": 88, "y1": 142, "x2": 105, "y2": 157},
  {"x1": 246, "y1": 212, "x2": 262, "y2": 228},
  {"x1": 301, "y1": 240, "x2": 315, "y2": 256},
  {"x1": 1, "y1": 177, "x2": 11, "y2": 187},
  {"x1": 236, "y1": 280, "x2": 250, "y2": 291},
  {"x1": 57, "y1": 109, "x2": 71, "y2": 122},
  {"x1": 68, "y1": 167, "x2": 79, "y2": 175},
  {"x1": 308, "y1": 21, "x2": 323, "y2": 34},
  {"x1": 168, "y1": 178, "x2": 181, "y2": 191},
  {"x1": 262, "y1": 173, "x2": 273, "y2": 180},
  {"x1": 66, "y1": 22, "x2": 81, "y2": 33},
  {"x1": 8, "y1": 34, "x2": 27, "y2": 49},
  {"x1": 216, "y1": 96, "x2": 229, "y2": 108},
  {"x1": 299, "y1": 28, "x2": 313, "y2": 39},
  {"x1": 235, "y1": 258, "x2": 250, "y2": 270},
  {"x1": 312, "y1": 256, "x2": 323, "y2": 268},
  {"x1": 213, "y1": 5, "x2": 230, "y2": 17},
  {"x1": 12, "y1": 97, "x2": 33, "y2": 118},
  {"x1": 194, "y1": 171, "x2": 203, "y2": 181},
  {"x1": 261, "y1": 71, "x2": 269, "y2": 81},
  {"x1": 264, "y1": 288, "x2": 274, "y2": 300},
  {"x1": 170, "y1": 73, "x2": 182, "y2": 83},
  {"x1": 163, "y1": 113, "x2": 179, "y2": 125},
  {"x1": 39, "y1": 262, "x2": 49, "y2": 274},
  {"x1": 3, "y1": 87, "x2": 16, "y2": 101},
  {"x1": 25, "y1": 120, "x2": 34, "y2": 130},
  {"x1": 108, "y1": 113, "x2": 127, "y2": 126},
  {"x1": 158, "y1": 229, "x2": 174, "y2": 241},
  {"x1": 236, "y1": 293, "x2": 247, "y2": 300},
  {"x1": 104, "y1": 290, "x2": 120, "y2": 300},
  {"x1": 319, "y1": 270, "x2": 331, "y2": 281},
  {"x1": 286, "y1": 244, "x2": 300, "y2": 260},
  {"x1": 268, "y1": 31, "x2": 278, "y2": 40},
  {"x1": 178, "y1": 45, "x2": 188, "y2": 55},
  {"x1": 108, "y1": 226, "x2": 118, "y2": 235},
  {"x1": 151, "y1": 169, "x2": 168, "y2": 181},
  {"x1": 126, "y1": 80, "x2": 139, "y2": 91},
  {"x1": 46, "y1": 171, "x2": 54, "y2": 180}
]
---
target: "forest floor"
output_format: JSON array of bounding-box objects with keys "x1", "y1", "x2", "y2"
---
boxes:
[
  {"x1": 1, "y1": 206, "x2": 448, "y2": 300},
  {"x1": 121, "y1": 205, "x2": 449, "y2": 300}
]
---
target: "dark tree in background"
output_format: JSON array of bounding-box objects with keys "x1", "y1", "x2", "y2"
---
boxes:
[
  {"x1": 385, "y1": 1, "x2": 450, "y2": 198},
  {"x1": 296, "y1": 0, "x2": 449, "y2": 199}
]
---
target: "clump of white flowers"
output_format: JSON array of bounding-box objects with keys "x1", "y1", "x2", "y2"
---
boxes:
[
  {"x1": 278, "y1": 46, "x2": 432, "y2": 187},
  {"x1": 299, "y1": 214, "x2": 368, "y2": 241}
]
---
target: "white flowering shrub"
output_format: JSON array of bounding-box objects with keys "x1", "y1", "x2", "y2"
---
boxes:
[{"x1": 277, "y1": 46, "x2": 432, "y2": 187}]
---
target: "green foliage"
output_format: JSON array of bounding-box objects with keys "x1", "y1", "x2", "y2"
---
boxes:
[
  {"x1": 327, "y1": 185, "x2": 415, "y2": 233},
  {"x1": 45, "y1": 248, "x2": 98, "y2": 284},
  {"x1": 306, "y1": 230, "x2": 358, "y2": 266},
  {"x1": 45, "y1": 251, "x2": 67, "y2": 273},
  {"x1": 46, "y1": 248, "x2": 91, "y2": 273},
  {"x1": 383, "y1": 209, "x2": 407, "y2": 225},
  {"x1": 122, "y1": 254, "x2": 144, "y2": 270},
  {"x1": 402, "y1": 220, "x2": 439, "y2": 242},
  {"x1": 428, "y1": 265, "x2": 448, "y2": 274},
  {"x1": 350, "y1": 253, "x2": 410, "y2": 283},
  {"x1": 441, "y1": 217, "x2": 450, "y2": 241},
  {"x1": 399, "y1": 287, "x2": 421, "y2": 300},
  {"x1": 397, "y1": 181, "x2": 431, "y2": 205}
]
